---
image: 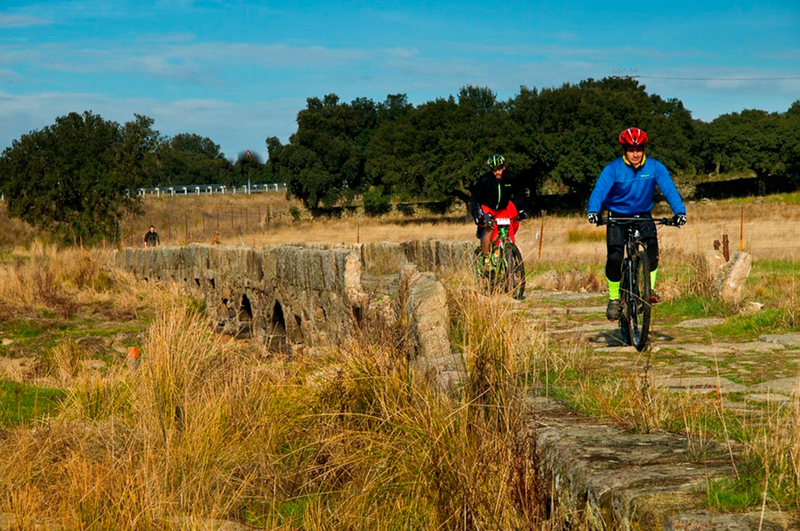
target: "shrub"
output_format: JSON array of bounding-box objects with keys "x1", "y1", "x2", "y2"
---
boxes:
[{"x1": 362, "y1": 186, "x2": 392, "y2": 216}]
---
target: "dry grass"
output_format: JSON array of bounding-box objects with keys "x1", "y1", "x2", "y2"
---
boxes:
[
  {"x1": 3, "y1": 193, "x2": 800, "y2": 523},
  {"x1": 0, "y1": 256, "x2": 553, "y2": 529},
  {"x1": 0, "y1": 242, "x2": 181, "y2": 322}
]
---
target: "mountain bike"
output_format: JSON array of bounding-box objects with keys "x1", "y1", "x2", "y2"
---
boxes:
[
  {"x1": 474, "y1": 217, "x2": 526, "y2": 300},
  {"x1": 597, "y1": 215, "x2": 679, "y2": 351}
]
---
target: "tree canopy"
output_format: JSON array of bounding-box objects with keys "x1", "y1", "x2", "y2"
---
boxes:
[
  {"x1": 270, "y1": 77, "x2": 762, "y2": 212},
  {"x1": 0, "y1": 112, "x2": 160, "y2": 244},
  {"x1": 0, "y1": 112, "x2": 276, "y2": 243}
]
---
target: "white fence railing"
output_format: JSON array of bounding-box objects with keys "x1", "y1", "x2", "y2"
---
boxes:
[
  {"x1": 136, "y1": 183, "x2": 287, "y2": 197},
  {"x1": 0, "y1": 183, "x2": 287, "y2": 202}
]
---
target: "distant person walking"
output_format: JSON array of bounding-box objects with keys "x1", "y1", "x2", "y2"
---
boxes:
[{"x1": 143, "y1": 225, "x2": 160, "y2": 248}]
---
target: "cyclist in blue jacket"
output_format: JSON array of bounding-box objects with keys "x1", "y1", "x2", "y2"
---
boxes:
[{"x1": 586, "y1": 127, "x2": 687, "y2": 320}]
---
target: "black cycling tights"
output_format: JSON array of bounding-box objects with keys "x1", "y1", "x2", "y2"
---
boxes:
[{"x1": 605, "y1": 218, "x2": 658, "y2": 282}]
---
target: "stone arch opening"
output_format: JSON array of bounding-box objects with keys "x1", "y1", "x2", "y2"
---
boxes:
[
  {"x1": 353, "y1": 305, "x2": 363, "y2": 327},
  {"x1": 267, "y1": 300, "x2": 287, "y2": 352},
  {"x1": 237, "y1": 293, "x2": 253, "y2": 337},
  {"x1": 240, "y1": 293, "x2": 253, "y2": 321}
]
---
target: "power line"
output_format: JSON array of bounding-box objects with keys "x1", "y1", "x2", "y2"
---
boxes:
[{"x1": 632, "y1": 75, "x2": 800, "y2": 81}]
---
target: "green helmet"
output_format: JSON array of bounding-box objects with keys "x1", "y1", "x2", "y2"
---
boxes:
[{"x1": 486, "y1": 153, "x2": 506, "y2": 170}]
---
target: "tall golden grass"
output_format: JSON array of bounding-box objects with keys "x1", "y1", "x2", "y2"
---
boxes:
[
  {"x1": 3, "y1": 193, "x2": 800, "y2": 522},
  {"x1": 0, "y1": 249, "x2": 554, "y2": 529}
]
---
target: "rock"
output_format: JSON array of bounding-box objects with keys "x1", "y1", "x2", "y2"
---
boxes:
[
  {"x1": 745, "y1": 393, "x2": 791, "y2": 404},
  {"x1": 740, "y1": 301, "x2": 764, "y2": 314},
  {"x1": 401, "y1": 264, "x2": 450, "y2": 360},
  {"x1": 654, "y1": 376, "x2": 747, "y2": 394},
  {"x1": 753, "y1": 377, "x2": 800, "y2": 396},
  {"x1": 720, "y1": 252, "x2": 753, "y2": 305},
  {"x1": 760, "y1": 333, "x2": 800, "y2": 347},
  {"x1": 676, "y1": 318, "x2": 726, "y2": 328},
  {"x1": 692, "y1": 251, "x2": 753, "y2": 305},
  {"x1": 696, "y1": 250, "x2": 726, "y2": 287}
]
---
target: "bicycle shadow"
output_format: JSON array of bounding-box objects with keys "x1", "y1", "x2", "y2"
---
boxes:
[
  {"x1": 595, "y1": 328, "x2": 676, "y2": 347},
  {"x1": 596, "y1": 329, "x2": 627, "y2": 347}
]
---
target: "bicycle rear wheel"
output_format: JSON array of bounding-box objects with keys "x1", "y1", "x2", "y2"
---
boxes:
[
  {"x1": 625, "y1": 250, "x2": 652, "y2": 351},
  {"x1": 504, "y1": 243, "x2": 526, "y2": 300}
]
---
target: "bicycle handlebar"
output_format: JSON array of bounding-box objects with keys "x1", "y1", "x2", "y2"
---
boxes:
[
  {"x1": 482, "y1": 216, "x2": 521, "y2": 227},
  {"x1": 596, "y1": 216, "x2": 679, "y2": 227}
]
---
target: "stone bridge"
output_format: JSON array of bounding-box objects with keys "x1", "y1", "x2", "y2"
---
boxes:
[{"x1": 113, "y1": 240, "x2": 471, "y2": 375}]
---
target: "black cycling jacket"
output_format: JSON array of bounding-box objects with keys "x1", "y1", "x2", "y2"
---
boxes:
[{"x1": 469, "y1": 170, "x2": 526, "y2": 218}]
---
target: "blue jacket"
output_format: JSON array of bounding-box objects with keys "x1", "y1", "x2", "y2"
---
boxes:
[{"x1": 586, "y1": 156, "x2": 685, "y2": 215}]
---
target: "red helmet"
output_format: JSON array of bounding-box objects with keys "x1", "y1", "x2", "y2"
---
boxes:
[{"x1": 618, "y1": 127, "x2": 649, "y2": 147}]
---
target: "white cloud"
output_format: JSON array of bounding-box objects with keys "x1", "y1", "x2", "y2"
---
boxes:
[
  {"x1": 0, "y1": 90, "x2": 302, "y2": 160},
  {"x1": 0, "y1": 69, "x2": 23, "y2": 83},
  {"x1": 0, "y1": 13, "x2": 50, "y2": 27}
]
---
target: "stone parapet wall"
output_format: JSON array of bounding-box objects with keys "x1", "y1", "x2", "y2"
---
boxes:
[
  {"x1": 115, "y1": 243, "x2": 369, "y2": 349},
  {"x1": 113, "y1": 239, "x2": 471, "y2": 356},
  {"x1": 355, "y1": 240, "x2": 474, "y2": 274}
]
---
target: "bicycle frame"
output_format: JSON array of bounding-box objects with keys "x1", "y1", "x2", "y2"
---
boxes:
[
  {"x1": 475, "y1": 217, "x2": 526, "y2": 300},
  {"x1": 598, "y1": 215, "x2": 678, "y2": 350},
  {"x1": 490, "y1": 218, "x2": 513, "y2": 270}
]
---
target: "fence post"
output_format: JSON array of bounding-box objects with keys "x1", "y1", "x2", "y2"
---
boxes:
[{"x1": 538, "y1": 211, "x2": 546, "y2": 259}]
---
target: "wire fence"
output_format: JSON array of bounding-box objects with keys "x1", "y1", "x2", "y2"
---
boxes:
[{"x1": 121, "y1": 203, "x2": 295, "y2": 248}]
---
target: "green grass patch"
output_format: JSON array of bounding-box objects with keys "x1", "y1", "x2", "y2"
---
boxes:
[
  {"x1": 734, "y1": 191, "x2": 800, "y2": 206},
  {"x1": 0, "y1": 379, "x2": 65, "y2": 426},
  {"x1": 707, "y1": 472, "x2": 765, "y2": 511},
  {"x1": 244, "y1": 497, "x2": 313, "y2": 528},
  {"x1": 711, "y1": 308, "x2": 790, "y2": 339},
  {"x1": 659, "y1": 294, "x2": 728, "y2": 321},
  {"x1": 706, "y1": 459, "x2": 799, "y2": 511}
]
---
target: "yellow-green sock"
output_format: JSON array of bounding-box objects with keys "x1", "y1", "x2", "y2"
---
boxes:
[
  {"x1": 650, "y1": 268, "x2": 657, "y2": 290},
  {"x1": 607, "y1": 277, "x2": 620, "y2": 300}
]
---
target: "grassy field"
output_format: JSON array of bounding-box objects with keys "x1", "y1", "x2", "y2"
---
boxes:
[
  {"x1": 1, "y1": 192, "x2": 800, "y2": 527},
  {"x1": 0, "y1": 232, "x2": 549, "y2": 529}
]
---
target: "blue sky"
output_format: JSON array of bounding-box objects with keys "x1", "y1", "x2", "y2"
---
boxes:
[{"x1": 2, "y1": 1, "x2": 799, "y2": 162}]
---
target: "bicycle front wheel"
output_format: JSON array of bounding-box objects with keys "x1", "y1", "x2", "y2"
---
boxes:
[
  {"x1": 473, "y1": 246, "x2": 492, "y2": 294},
  {"x1": 504, "y1": 243, "x2": 526, "y2": 300},
  {"x1": 626, "y1": 250, "x2": 652, "y2": 351}
]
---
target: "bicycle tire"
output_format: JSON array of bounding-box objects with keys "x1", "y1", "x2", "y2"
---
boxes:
[
  {"x1": 619, "y1": 258, "x2": 632, "y2": 346},
  {"x1": 627, "y1": 250, "x2": 652, "y2": 351},
  {"x1": 505, "y1": 243, "x2": 526, "y2": 300},
  {"x1": 492, "y1": 243, "x2": 507, "y2": 295},
  {"x1": 473, "y1": 246, "x2": 492, "y2": 293}
]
